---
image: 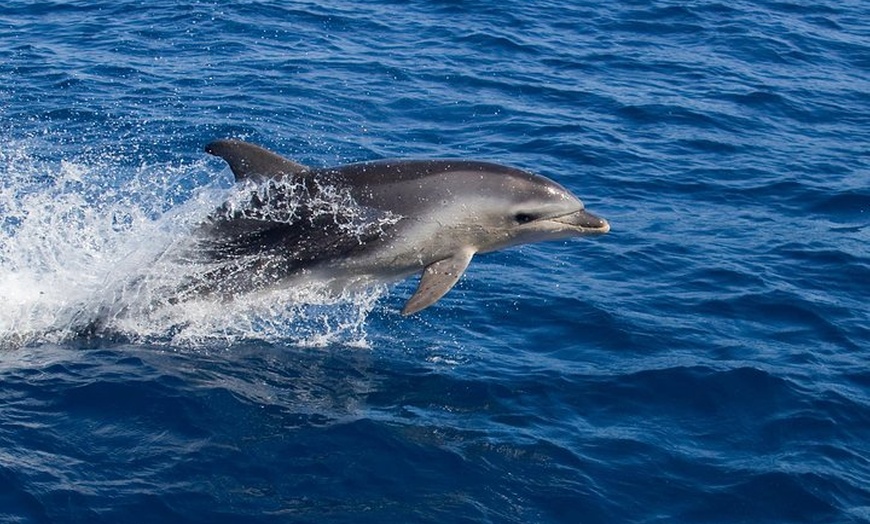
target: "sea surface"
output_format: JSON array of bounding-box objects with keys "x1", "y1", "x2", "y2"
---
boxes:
[{"x1": 1, "y1": 1, "x2": 868, "y2": 522}]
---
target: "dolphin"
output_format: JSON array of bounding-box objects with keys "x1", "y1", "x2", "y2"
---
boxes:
[{"x1": 190, "y1": 139, "x2": 609, "y2": 315}]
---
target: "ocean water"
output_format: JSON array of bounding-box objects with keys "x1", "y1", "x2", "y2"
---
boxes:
[{"x1": 1, "y1": 0, "x2": 868, "y2": 522}]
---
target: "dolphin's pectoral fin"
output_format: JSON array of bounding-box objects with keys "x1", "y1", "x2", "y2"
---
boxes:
[
  {"x1": 402, "y1": 250, "x2": 474, "y2": 316},
  {"x1": 205, "y1": 139, "x2": 309, "y2": 182}
]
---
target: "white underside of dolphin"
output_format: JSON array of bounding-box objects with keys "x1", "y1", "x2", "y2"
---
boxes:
[{"x1": 196, "y1": 139, "x2": 609, "y2": 315}]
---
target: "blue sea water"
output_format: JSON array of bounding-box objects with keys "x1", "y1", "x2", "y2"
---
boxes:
[{"x1": 1, "y1": 0, "x2": 868, "y2": 522}]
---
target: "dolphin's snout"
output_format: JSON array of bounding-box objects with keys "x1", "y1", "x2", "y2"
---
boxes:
[{"x1": 553, "y1": 209, "x2": 610, "y2": 234}]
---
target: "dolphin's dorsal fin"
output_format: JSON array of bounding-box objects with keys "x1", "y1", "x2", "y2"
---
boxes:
[
  {"x1": 205, "y1": 139, "x2": 309, "y2": 182},
  {"x1": 402, "y1": 249, "x2": 474, "y2": 316}
]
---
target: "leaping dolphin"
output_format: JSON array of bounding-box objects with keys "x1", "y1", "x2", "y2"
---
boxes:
[{"x1": 191, "y1": 139, "x2": 609, "y2": 315}]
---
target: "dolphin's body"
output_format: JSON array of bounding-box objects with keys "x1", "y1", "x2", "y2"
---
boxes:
[{"x1": 190, "y1": 139, "x2": 609, "y2": 315}]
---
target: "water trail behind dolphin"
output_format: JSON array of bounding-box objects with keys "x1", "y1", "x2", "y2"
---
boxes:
[{"x1": 0, "y1": 140, "x2": 381, "y2": 349}]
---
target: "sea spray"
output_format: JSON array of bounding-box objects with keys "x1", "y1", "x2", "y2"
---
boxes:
[{"x1": 0, "y1": 140, "x2": 382, "y2": 348}]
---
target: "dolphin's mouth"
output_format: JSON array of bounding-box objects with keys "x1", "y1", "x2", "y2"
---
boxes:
[{"x1": 550, "y1": 209, "x2": 610, "y2": 234}]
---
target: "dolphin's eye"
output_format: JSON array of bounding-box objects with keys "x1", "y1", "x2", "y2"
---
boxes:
[{"x1": 514, "y1": 213, "x2": 536, "y2": 224}]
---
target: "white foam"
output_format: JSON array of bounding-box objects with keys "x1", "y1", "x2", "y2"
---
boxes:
[{"x1": 0, "y1": 140, "x2": 382, "y2": 349}]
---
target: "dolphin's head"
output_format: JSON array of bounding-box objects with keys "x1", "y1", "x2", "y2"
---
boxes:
[
  {"x1": 468, "y1": 167, "x2": 609, "y2": 253},
  {"x1": 334, "y1": 160, "x2": 609, "y2": 250}
]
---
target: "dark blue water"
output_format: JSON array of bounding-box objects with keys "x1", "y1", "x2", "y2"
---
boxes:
[{"x1": 1, "y1": 1, "x2": 868, "y2": 522}]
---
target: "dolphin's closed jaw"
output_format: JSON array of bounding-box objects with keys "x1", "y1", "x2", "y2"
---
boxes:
[{"x1": 551, "y1": 209, "x2": 610, "y2": 234}]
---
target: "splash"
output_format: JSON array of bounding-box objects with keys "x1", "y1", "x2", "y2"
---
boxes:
[
  {"x1": 0, "y1": 140, "x2": 384, "y2": 349},
  {"x1": 214, "y1": 173, "x2": 401, "y2": 239}
]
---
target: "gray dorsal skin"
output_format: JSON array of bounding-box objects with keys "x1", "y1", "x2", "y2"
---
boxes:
[
  {"x1": 205, "y1": 139, "x2": 309, "y2": 182},
  {"x1": 202, "y1": 139, "x2": 610, "y2": 315}
]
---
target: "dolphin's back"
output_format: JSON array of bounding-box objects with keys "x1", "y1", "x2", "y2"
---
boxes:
[
  {"x1": 197, "y1": 183, "x2": 389, "y2": 264},
  {"x1": 324, "y1": 159, "x2": 524, "y2": 182}
]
